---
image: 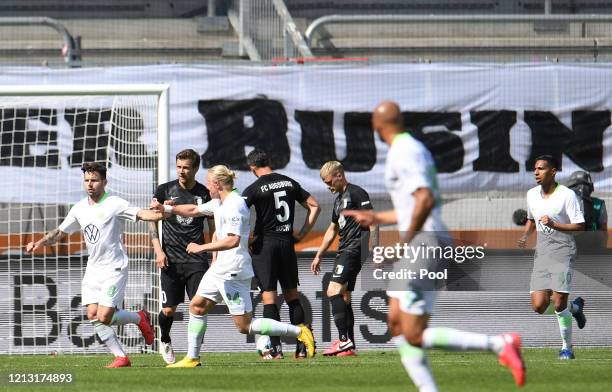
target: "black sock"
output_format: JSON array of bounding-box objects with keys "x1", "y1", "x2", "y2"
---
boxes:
[
  {"x1": 346, "y1": 302, "x2": 355, "y2": 345},
  {"x1": 263, "y1": 303, "x2": 282, "y2": 353},
  {"x1": 288, "y1": 299, "x2": 305, "y2": 325},
  {"x1": 329, "y1": 294, "x2": 348, "y2": 341},
  {"x1": 158, "y1": 311, "x2": 174, "y2": 343}
]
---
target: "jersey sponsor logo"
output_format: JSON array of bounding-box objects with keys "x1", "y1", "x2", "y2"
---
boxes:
[
  {"x1": 361, "y1": 201, "x2": 370, "y2": 206},
  {"x1": 83, "y1": 224, "x2": 101, "y2": 244},
  {"x1": 176, "y1": 215, "x2": 194, "y2": 225},
  {"x1": 537, "y1": 221, "x2": 554, "y2": 235}
]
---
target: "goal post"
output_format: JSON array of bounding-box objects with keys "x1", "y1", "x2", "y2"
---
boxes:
[{"x1": 0, "y1": 84, "x2": 170, "y2": 355}]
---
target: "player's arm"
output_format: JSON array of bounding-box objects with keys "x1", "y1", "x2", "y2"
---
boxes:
[
  {"x1": 403, "y1": 187, "x2": 435, "y2": 243},
  {"x1": 518, "y1": 219, "x2": 536, "y2": 248},
  {"x1": 540, "y1": 192, "x2": 586, "y2": 232},
  {"x1": 295, "y1": 195, "x2": 321, "y2": 242},
  {"x1": 160, "y1": 199, "x2": 219, "y2": 218},
  {"x1": 539, "y1": 218, "x2": 584, "y2": 232},
  {"x1": 25, "y1": 228, "x2": 68, "y2": 253},
  {"x1": 149, "y1": 221, "x2": 167, "y2": 269},
  {"x1": 187, "y1": 233, "x2": 240, "y2": 255},
  {"x1": 342, "y1": 209, "x2": 397, "y2": 227},
  {"x1": 137, "y1": 208, "x2": 165, "y2": 221},
  {"x1": 310, "y1": 222, "x2": 339, "y2": 275},
  {"x1": 369, "y1": 223, "x2": 380, "y2": 249}
]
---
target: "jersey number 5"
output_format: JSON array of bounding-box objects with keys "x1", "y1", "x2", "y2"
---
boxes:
[{"x1": 274, "y1": 191, "x2": 290, "y2": 223}]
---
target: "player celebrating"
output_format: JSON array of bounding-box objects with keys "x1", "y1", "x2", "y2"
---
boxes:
[
  {"x1": 518, "y1": 155, "x2": 587, "y2": 360},
  {"x1": 344, "y1": 101, "x2": 526, "y2": 391},
  {"x1": 242, "y1": 150, "x2": 321, "y2": 359},
  {"x1": 25, "y1": 162, "x2": 161, "y2": 368},
  {"x1": 149, "y1": 149, "x2": 215, "y2": 364},
  {"x1": 156, "y1": 165, "x2": 315, "y2": 367},
  {"x1": 311, "y1": 161, "x2": 376, "y2": 357}
]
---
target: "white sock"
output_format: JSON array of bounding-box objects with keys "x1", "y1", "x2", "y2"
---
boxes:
[
  {"x1": 422, "y1": 328, "x2": 492, "y2": 352},
  {"x1": 249, "y1": 318, "x2": 301, "y2": 337},
  {"x1": 91, "y1": 319, "x2": 126, "y2": 357},
  {"x1": 555, "y1": 308, "x2": 572, "y2": 350},
  {"x1": 110, "y1": 310, "x2": 140, "y2": 326},
  {"x1": 393, "y1": 336, "x2": 438, "y2": 392},
  {"x1": 187, "y1": 313, "x2": 207, "y2": 359}
]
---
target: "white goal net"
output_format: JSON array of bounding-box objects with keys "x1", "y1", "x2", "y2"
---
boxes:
[{"x1": 0, "y1": 85, "x2": 169, "y2": 354}]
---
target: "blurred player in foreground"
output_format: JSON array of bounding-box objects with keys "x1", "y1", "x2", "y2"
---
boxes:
[
  {"x1": 26, "y1": 162, "x2": 162, "y2": 368},
  {"x1": 344, "y1": 101, "x2": 526, "y2": 391},
  {"x1": 154, "y1": 165, "x2": 315, "y2": 367}
]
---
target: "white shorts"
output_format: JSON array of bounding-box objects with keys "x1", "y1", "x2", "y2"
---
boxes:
[
  {"x1": 196, "y1": 271, "x2": 253, "y2": 315},
  {"x1": 82, "y1": 266, "x2": 128, "y2": 308},
  {"x1": 387, "y1": 290, "x2": 437, "y2": 316}
]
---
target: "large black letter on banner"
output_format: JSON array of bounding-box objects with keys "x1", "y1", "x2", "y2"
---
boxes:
[
  {"x1": 66, "y1": 109, "x2": 111, "y2": 167},
  {"x1": 295, "y1": 111, "x2": 376, "y2": 171},
  {"x1": 200, "y1": 99, "x2": 290, "y2": 170},
  {"x1": 471, "y1": 110, "x2": 519, "y2": 172},
  {"x1": 13, "y1": 275, "x2": 59, "y2": 346},
  {"x1": 0, "y1": 109, "x2": 60, "y2": 168},
  {"x1": 360, "y1": 291, "x2": 391, "y2": 343},
  {"x1": 403, "y1": 112, "x2": 464, "y2": 173},
  {"x1": 524, "y1": 111, "x2": 609, "y2": 172}
]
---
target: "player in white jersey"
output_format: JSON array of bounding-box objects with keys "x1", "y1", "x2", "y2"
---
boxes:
[
  {"x1": 153, "y1": 165, "x2": 315, "y2": 368},
  {"x1": 344, "y1": 101, "x2": 525, "y2": 391},
  {"x1": 25, "y1": 162, "x2": 164, "y2": 368},
  {"x1": 518, "y1": 155, "x2": 587, "y2": 360}
]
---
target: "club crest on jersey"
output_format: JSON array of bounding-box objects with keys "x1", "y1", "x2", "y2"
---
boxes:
[
  {"x1": 338, "y1": 214, "x2": 346, "y2": 229},
  {"x1": 84, "y1": 224, "x2": 101, "y2": 244},
  {"x1": 176, "y1": 215, "x2": 193, "y2": 225}
]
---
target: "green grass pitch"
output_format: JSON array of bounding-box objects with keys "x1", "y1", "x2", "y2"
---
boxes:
[{"x1": 1, "y1": 349, "x2": 611, "y2": 392}]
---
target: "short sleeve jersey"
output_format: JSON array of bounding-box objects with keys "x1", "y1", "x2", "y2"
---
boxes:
[
  {"x1": 154, "y1": 180, "x2": 212, "y2": 264},
  {"x1": 385, "y1": 133, "x2": 446, "y2": 233},
  {"x1": 58, "y1": 193, "x2": 139, "y2": 269},
  {"x1": 332, "y1": 183, "x2": 373, "y2": 253},
  {"x1": 527, "y1": 184, "x2": 585, "y2": 249},
  {"x1": 209, "y1": 191, "x2": 254, "y2": 280},
  {"x1": 242, "y1": 173, "x2": 310, "y2": 241}
]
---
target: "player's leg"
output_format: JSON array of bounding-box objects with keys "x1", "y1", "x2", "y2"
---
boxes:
[
  {"x1": 552, "y1": 290, "x2": 574, "y2": 359},
  {"x1": 339, "y1": 255, "x2": 362, "y2": 356},
  {"x1": 158, "y1": 263, "x2": 182, "y2": 356},
  {"x1": 530, "y1": 290, "x2": 553, "y2": 314},
  {"x1": 279, "y1": 241, "x2": 308, "y2": 358}
]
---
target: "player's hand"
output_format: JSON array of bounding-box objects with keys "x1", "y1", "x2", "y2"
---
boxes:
[
  {"x1": 310, "y1": 256, "x2": 321, "y2": 275},
  {"x1": 150, "y1": 198, "x2": 161, "y2": 209},
  {"x1": 25, "y1": 241, "x2": 40, "y2": 254},
  {"x1": 186, "y1": 242, "x2": 206, "y2": 255},
  {"x1": 164, "y1": 200, "x2": 176, "y2": 206},
  {"x1": 155, "y1": 250, "x2": 168, "y2": 269},
  {"x1": 342, "y1": 209, "x2": 375, "y2": 227},
  {"x1": 517, "y1": 235, "x2": 528, "y2": 248},
  {"x1": 539, "y1": 215, "x2": 555, "y2": 228}
]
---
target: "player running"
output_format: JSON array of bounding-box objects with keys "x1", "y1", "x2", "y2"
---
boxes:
[
  {"x1": 344, "y1": 101, "x2": 526, "y2": 391},
  {"x1": 25, "y1": 162, "x2": 162, "y2": 368},
  {"x1": 518, "y1": 155, "x2": 587, "y2": 360},
  {"x1": 149, "y1": 149, "x2": 215, "y2": 364},
  {"x1": 243, "y1": 150, "x2": 321, "y2": 359},
  {"x1": 311, "y1": 161, "x2": 377, "y2": 357},
  {"x1": 154, "y1": 165, "x2": 315, "y2": 367}
]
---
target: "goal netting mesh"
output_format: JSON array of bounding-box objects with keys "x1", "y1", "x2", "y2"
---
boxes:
[{"x1": 0, "y1": 92, "x2": 164, "y2": 354}]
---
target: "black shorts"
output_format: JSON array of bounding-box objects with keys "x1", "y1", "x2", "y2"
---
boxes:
[
  {"x1": 160, "y1": 262, "x2": 207, "y2": 307},
  {"x1": 330, "y1": 250, "x2": 363, "y2": 291},
  {"x1": 251, "y1": 238, "x2": 299, "y2": 292}
]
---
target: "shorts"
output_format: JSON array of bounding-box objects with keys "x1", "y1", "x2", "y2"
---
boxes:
[
  {"x1": 251, "y1": 238, "x2": 299, "y2": 292},
  {"x1": 387, "y1": 289, "x2": 438, "y2": 316},
  {"x1": 530, "y1": 256, "x2": 574, "y2": 293},
  {"x1": 330, "y1": 250, "x2": 363, "y2": 292},
  {"x1": 196, "y1": 270, "x2": 253, "y2": 315},
  {"x1": 82, "y1": 266, "x2": 128, "y2": 308},
  {"x1": 161, "y1": 262, "x2": 207, "y2": 307}
]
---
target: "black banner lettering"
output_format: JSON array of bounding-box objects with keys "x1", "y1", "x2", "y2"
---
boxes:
[
  {"x1": 13, "y1": 275, "x2": 59, "y2": 346},
  {"x1": 472, "y1": 110, "x2": 519, "y2": 172}
]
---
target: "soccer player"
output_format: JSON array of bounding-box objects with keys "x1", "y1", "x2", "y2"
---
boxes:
[
  {"x1": 518, "y1": 155, "x2": 587, "y2": 360},
  {"x1": 242, "y1": 150, "x2": 321, "y2": 359},
  {"x1": 155, "y1": 165, "x2": 315, "y2": 367},
  {"x1": 149, "y1": 149, "x2": 215, "y2": 364},
  {"x1": 344, "y1": 101, "x2": 526, "y2": 391},
  {"x1": 311, "y1": 161, "x2": 376, "y2": 357},
  {"x1": 25, "y1": 162, "x2": 162, "y2": 368}
]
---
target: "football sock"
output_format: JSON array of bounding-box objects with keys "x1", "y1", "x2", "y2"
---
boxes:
[
  {"x1": 187, "y1": 313, "x2": 207, "y2": 359},
  {"x1": 110, "y1": 309, "x2": 140, "y2": 326},
  {"x1": 346, "y1": 302, "x2": 355, "y2": 345},
  {"x1": 329, "y1": 294, "x2": 349, "y2": 341},
  {"x1": 288, "y1": 299, "x2": 305, "y2": 344},
  {"x1": 91, "y1": 319, "x2": 126, "y2": 357},
  {"x1": 555, "y1": 307, "x2": 573, "y2": 350},
  {"x1": 158, "y1": 311, "x2": 174, "y2": 343},
  {"x1": 422, "y1": 328, "x2": 492, "y2": 352},
  {"x1": 393, "y1": 336, "x2": 438, "y2": 392},
  {"x1": 263, "y1": 304, "x2": 282, "y2": 353},
  {"x1": 544, "y1": 303, "x2": 556, "y2": 315},
  {"x1": 249, "y1": 318, "x2": 301, "y2": 337}
]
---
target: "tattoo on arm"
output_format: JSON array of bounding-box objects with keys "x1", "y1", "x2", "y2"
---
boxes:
[
  {"x1": 148, "y1": 221, "x2": 159, "y2": 240},
  {"x1": 41, "y1": 229, "x2": 63, "y2": 246}
]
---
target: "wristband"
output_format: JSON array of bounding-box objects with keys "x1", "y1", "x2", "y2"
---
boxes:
[{"x1": 163, "y1": 205, "x2": 173, "y2": 214}]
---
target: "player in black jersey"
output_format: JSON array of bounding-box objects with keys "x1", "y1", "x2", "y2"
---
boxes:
[
  {"x1": 242, "y1": 150, "x2": 321, "y2": 359},
  {"x1": 311, "y1": 161, "x2": 377, "y2": 357},
  {"x1": 149, "y1": 149, "x2": 215, "y2": 364}
]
